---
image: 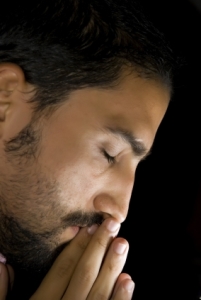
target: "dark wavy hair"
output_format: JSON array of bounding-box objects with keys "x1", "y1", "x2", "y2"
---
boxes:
[{"x1": 0, "y1": 0, "x2": 177, "y2": 113}]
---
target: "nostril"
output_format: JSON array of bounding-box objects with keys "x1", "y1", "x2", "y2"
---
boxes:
[{"x1": 94, "y1": 192, "x2": 130, "y2": 224}]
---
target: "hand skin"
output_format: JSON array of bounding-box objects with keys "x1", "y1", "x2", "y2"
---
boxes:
[{"x1": 0, "y1": 218, "x2": 135, "y2": 300}]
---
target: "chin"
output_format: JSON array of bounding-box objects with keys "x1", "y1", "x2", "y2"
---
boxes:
[{"x1": 7, "y1": 240, "x2": 71, "y2": 300}]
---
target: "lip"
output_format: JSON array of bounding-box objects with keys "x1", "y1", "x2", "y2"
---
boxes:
[
  {"x1": 71, "y1": 226, "x2": 80, "y2": 235},
  {"x1": 59, "y1": 226, "x2": 81, "y2": 243}
]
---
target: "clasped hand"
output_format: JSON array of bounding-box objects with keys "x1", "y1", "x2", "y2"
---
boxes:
[{"x1": 0, "y1": 218, "x2": 134, "y2": 300}]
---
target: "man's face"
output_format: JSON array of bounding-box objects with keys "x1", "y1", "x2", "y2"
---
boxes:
[{"x1": 0, "y1": 71, "x2": 170, "y2": 276}]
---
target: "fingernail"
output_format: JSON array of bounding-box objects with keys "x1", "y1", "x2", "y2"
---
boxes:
[
  {"x1": 124, "y1": 280, "x2": 135, "y2": 293},
  {"x1": 114, "y1": 242, "x2": 127, "y2": 254},
  {"x1": 106, "y1": 219, "x2": 120, "y2": 232},
  {"x1": 87, "y1": 224, "x2": 98, "y2": 235}
]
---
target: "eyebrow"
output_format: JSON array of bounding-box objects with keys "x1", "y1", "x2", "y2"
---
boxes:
[{"x1": 104, "y1": 126, "x2": 151, "y2": 159}]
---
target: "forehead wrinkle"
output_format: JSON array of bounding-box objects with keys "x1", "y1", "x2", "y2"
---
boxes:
[{"x1": 104, "y1": 126, "x2": 149, "y2": 158}]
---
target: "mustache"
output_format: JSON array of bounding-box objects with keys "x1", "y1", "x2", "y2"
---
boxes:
[{"x1": 61, "y1": 211, "x2": 104, "y2": 228}]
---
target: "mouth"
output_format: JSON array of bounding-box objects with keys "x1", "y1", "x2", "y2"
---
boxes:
[{"x1": 71, "y1": 226, "x2": 81, "y2": 234}]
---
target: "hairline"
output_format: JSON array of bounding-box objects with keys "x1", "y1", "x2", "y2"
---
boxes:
[{"x1": 30, "y1": 66, "x2": 172, "y2": 118}]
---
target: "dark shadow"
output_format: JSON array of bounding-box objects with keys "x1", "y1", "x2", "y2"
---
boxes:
[{"x1": 120, "y1": 1, "x2": 201, "y2": 299}]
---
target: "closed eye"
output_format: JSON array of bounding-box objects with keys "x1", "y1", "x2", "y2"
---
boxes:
[{"x1": 102, "y1": 149, "x2": 115, "y2": 164}]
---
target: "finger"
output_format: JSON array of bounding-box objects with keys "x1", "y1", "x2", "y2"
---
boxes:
[
  {"x1": 87, "y1": 237, "x2": 129, "y2": 300},
  {"x1": 31, "y1": 225, "x2": 96, "y2": 300},
  {"x1": 0, "y1": 263, "x2": 9, "y2": 300},
  {"x1": 111, "y1": 276, "x2": 135, "y2": 300},
  {"x1": 63, "y1": 218, "x2": 120, "y2": 300},
  {"x1": 112, "y1": 273, "x2": 132, "y2": 295}
]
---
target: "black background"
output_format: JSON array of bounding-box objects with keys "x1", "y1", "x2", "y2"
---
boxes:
[{"x1": 120, "y1": 0, "x2": 201, "y2": 299}]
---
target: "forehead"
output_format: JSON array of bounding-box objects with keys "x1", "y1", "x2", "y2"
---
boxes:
[{"x1": 46, "y1": 72, "x2": 170, "y2": 151}]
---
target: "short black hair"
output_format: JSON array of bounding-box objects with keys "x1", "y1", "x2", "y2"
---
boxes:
[{"x1": 0, "y1": 0, "x2": 177, "y2": 112}]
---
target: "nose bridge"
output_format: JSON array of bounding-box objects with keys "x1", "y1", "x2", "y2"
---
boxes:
[{"x1": 94, "y1": 161, "x2": 135, "y2": 223}]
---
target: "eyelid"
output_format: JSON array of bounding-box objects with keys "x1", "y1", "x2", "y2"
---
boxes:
[{"x1": 102, "y1": 149, "x2": 115, "y2": 164}]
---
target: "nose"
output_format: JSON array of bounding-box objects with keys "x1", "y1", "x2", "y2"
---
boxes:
[{"x1": 93, "y1": 158, "x2": 136, "y2": 223}]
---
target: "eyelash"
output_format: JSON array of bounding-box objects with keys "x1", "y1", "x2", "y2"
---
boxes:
[{"x1": 102, "y1": 149, "x2": 115, "y2": 164}]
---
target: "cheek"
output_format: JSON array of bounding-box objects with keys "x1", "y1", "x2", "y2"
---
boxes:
[
  {"x1": 54, "y1": 161, "x2": 99, "y2": 209},
  {"x1": 39, "y1": 136, "x2": 105, "y2": 210}
]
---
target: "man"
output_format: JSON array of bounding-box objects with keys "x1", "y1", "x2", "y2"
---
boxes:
[{"x1": 0, "y1": 0, "x2": 176, "y2": 298}]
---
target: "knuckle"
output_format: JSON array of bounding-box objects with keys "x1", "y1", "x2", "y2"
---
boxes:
[
  {"x1": 96, "y1": 236, "x2": 108, "y2": 249},
  {"x1": 76, "y1": 238, "x2": 88, "y2": 252},
  {"x1": 77, "y1": 264, "x2": 95, "y2": 284},
  {"x1": 91, "y1": 291, "x2": 108, "y2": 300},
  {"x1": 107, "y1": 261, "x2": 119, "y2": 273},
  {"x1": 55, "y1": 256, "x2": 75, "y2": 279}
]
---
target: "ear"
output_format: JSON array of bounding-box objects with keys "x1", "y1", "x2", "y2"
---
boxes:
[{"x1": 0, "y1": 63, "x2": 35, "y2": 140}]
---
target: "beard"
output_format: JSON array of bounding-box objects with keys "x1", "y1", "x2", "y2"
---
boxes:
[
  {"x1": 0, "y1": 120, "x2": 103, "y2": 299},
  {"x1": 0, "y1": 209, "x2": 102, "y2": 300}
]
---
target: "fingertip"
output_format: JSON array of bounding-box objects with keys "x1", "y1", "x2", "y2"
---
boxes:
[
  {"x1": 113, "y1": 238, "x2": 129, "y2": 255},
  {"x1": 113, "y1": 273, "x2": 135, "y2": 298},
  {"x1": 87, "y1": 224, "x2": 98, "y2": 235},
  {"x1": 122, "y1": 278, "x2": 135, "y2": 293}
]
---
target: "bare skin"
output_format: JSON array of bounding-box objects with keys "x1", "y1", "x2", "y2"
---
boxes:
[
  {"x1": 0, "y1": 63, "x2": 170, "y2": 299},
  {"x1": 0, "y1": 218, "x2": 134, "y2": 300}
]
